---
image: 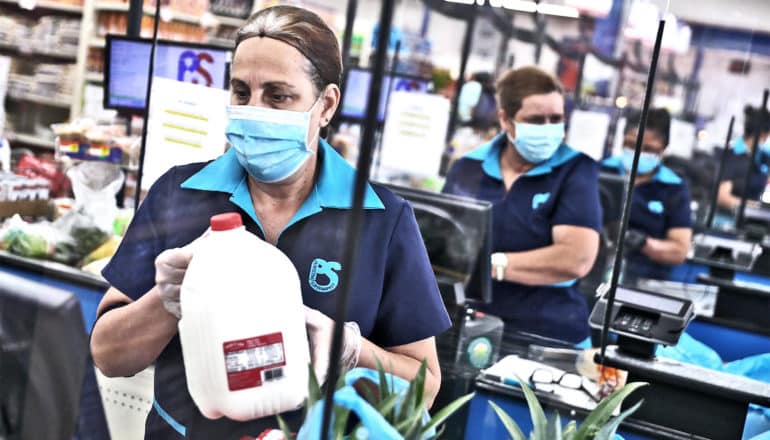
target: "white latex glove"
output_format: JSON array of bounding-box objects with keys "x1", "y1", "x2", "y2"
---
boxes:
[
  {"x1": 154, "y1": 232, "x2": 208, "y2": 319},
  {"x1": 303, "y1": 305, "x2": 362, "y2": 386}
]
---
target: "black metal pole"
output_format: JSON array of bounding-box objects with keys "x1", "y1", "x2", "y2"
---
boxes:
[
  {"x1": 373, "y1": 40, "x2": 401, "y2": 179},
  {"x1": 533, "y1": 10, "x2": 545, "y2": 64},
  {"x1": 706, "y1": 116, "x2": 735, "y2": 229},
  {"x1": 598, "y1": 19, "x2": 666, "y2": 364},
  {"x1": 132, "y1": 0, "x2": 162, "y2": 211},
  {"x1": 445, "y1": 10, "x2": 477, "y2": 145},
  {"x1": 340, "y1": 0, "x2": 358, "y2": 68},
  {"x1": 320, "y1": 0, "x2": 395, "y2": 437},
  {"x1": 737, "y1": 89, "x2": 770, "y2": 228},
  {"x1": 127, "y1": 0, "x2": 143, "y2": 37}
]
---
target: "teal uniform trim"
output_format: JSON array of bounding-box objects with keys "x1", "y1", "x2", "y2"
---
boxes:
[
  {"x1": 601, "y1": 156, "x2": 682, "y2": 185},
  {"x1": 153, "y1": 399, "x2": 186, "y2": 436},
  {"x1": 464, "y1": 133, "x2": 581, "y2": 180},
  {"x1": 180, "y1": 139, "x2": 385, "y2": 235}
]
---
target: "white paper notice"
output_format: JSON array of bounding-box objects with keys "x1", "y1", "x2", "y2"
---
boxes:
[
  {"x1": 379, "y1": 91, "x2": 450, "y2": 178},
  {"x1": 144, "y1": 77, "x2": 229, "y2": 190},
  {"x1": 567, "y1": 110, "x2": 611, "y2": 161}
]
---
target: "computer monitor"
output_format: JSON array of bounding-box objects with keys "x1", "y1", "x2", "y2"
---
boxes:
[
  {"x1": 104, "y1": 34, "x2": 231, "y2": 113},
  {"x1": 598, "y1": 172, "x2": 628, "y2": 227},
  {"x1": 381, "y1": 183, "x2": 493, "y2": 305},
  {"x1": 340, "y1": 68, "x2": 431, "y2": 122},
  {"x1": 0, "y1": 272, "x2": 89, "y2": 439}
]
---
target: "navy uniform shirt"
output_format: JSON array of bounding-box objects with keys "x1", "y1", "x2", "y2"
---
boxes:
[
  {"x1": 722, "y1": 138, "x2": 770, "y2": 201},
  {"x1": 601, "y1": 157, "x2": 692, "y2": 281},
  {"x1": 442, "y1": 133, "x2": 601, "y2": 344},
  {"x1": 101, "y1": 140, "x2": 451, "y2": 439}
]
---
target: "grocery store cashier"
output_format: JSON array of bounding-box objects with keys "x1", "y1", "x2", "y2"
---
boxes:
[
  {"x1": 90, "y1": 6, "x2": 450, "y2": 439},
  {"x1": 600, "y1": 108, "x2": 692, "y2": 282},
  {"x1": 717, "y1": 105, "x2": 770, "y2": 212},
  {"x1": 442, "y1": 66, "x2": 601, "y2": 345}
]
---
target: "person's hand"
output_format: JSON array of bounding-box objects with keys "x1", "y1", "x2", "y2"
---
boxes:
[
  {"x1": 154, "y1": 232, "x2": 208, "y2": 319},
  {"x1": 623, "y1": 229, "x2": 648, "y2": 254},
  {"x1": 303, "y1": 305, "x2": 362, "y2": 386}
]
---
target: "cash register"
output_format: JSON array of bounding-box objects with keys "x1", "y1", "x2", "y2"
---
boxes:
[{"x1": 591, "y1": 285, "x2": 770, "y2": 439}]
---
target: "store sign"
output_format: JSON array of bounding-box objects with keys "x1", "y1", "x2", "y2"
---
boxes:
[
  {"x1": 143, "y1": 77, "x2": 229, "y2": 190},
  {"x1": 380, "y1": 91, "x2": 450, "y2": 178}
]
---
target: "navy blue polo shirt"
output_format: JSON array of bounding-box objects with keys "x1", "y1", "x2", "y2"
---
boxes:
[
  {"x1": 601, "y1": 157, "x2": 692, "y2": 281},
  {"x1": 722, "y1": 138, "x2": 770, "y2": 201},
  {"x1": 101, "y1": 139, "x2": 450, "y2": 439},
  {"x1": 442, "y1": 133, "x2": 601, "y2": 344}
]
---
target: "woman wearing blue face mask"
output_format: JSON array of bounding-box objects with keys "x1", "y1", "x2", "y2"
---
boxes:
[
  {"x1": 600, "y1": 108, "x2": 692, "y2": 282},
  {"x1": 717, "y1": 105, "x2": 770, "y2": 218},
  {"x1": 90, "y1": 5, "x2": 450, "y2": 438},
  {"x1": 442, "y1": 66, "x2": 602, "y2": 346}
]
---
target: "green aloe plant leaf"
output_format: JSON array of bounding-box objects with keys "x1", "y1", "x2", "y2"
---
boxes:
[
  {"x1": 563, "y1": 420, "x2": 577, "y2": 440},
  {"x1": 414, "y1": 360, "x2": 427, "y2": 409},
  {"x1": 397, "y1": 374, "x2": 419, "y2": 424},
  {"x1": 593, "y1": 400, "x2": 644, "y2": 440},
  {"x1": 513, "y1": 375, "x2": 547, "y2": 438},
  {"x1": 574, "y1": 382, "x2": 648, "y2": 440},
  {"x1": 277, "y1": 415, "x2": 295, "y2": 440},
  {"x1": 488, "y1": 400, "x2": 527, "y2": 440},
  {"x1": 307, "y1": 363, "x2": 322, "y2": 410},
  {"x1": 420, "y1": 392, "x2": 475, "y2": 435},
  {"x1": 545, "y1": 411, "x2": 562, "y2": 440}
]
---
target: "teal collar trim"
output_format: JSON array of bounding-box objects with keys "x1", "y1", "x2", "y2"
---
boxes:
[
  {"x1": 464, "y1": 133, "x2": 504, "y2": 180},
  {"x1": 180, "y1": 139, "x2": 384, "y2": 231},
  {"x1": 601, "y1": 156, "x2": 682, "y2": 185},
  {"x1": 733, "y1": 138, "x2": 748, "y2": 155},
  {"x1": 464, "y1": 132, "x2": 579, "y2": 179}
]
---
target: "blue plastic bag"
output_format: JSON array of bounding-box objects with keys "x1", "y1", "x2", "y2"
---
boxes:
[{"x1": 296, "y1": 368, "x2": 434, "y2": 440}]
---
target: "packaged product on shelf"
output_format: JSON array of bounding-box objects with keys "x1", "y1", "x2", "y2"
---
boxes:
[{"x1": 15, "y1": 153, "x2": 71, "y2": 198}]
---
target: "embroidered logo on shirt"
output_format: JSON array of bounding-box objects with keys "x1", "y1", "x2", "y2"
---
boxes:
[
  {"x1": 648, "y1": 200, "x2": 664, "y2": 214},
  {"x1": 309, "y1": 258, "x2": 341, "y2": 293},
  {"x1": 531, "y1": 192, "x2": 551, "y2": 209}
]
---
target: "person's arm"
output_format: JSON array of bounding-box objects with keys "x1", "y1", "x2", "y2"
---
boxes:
[
  {"x1": 91, "y1": 287, "x2": 178, "y2": 377},
  {"x1": 717, "y1": 180, "x2": 741, "y2": 210},
  {"x1": 358, "y1": 337, "x2": 441, "y2": 408},
  {"x1": 641, "y1": 227, "x2": 692, "y2": 265},
  {"x1": 499, "y1": 225, "x2": 599, "y2": 285}
]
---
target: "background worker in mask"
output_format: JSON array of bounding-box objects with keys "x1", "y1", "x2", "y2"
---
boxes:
[
  {"x1": 442, "y1": 66, "x2": 601, "y2": 346},
  {"x1": 600, "y1": 108, "x2": 692, "y2": 282},
  {"x1": 90, "y1": 5, "x2": 450, "y2": 439}
]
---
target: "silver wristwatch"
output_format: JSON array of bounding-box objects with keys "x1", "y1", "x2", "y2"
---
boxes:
[{"x1": 490, "y1": 252, "x2": 508, "y2": 282}]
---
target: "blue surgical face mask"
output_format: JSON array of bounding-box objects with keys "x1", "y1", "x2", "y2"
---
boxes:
[
  {"x1": 621, "y1": 147, "x2": 661, "y2": 174},
  {"x1": 225, "y1": 99, "x2": 320, "y2": 183},
  {"x1": 507, "y1": 122, "x2": 565, "y2": 164}
]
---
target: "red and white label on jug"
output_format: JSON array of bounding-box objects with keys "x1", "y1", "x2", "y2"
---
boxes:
[{"x1": 223, "y1": 332, "x2": 286, "y2": 391}]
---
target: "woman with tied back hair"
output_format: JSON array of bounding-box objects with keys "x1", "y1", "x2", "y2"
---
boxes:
[
  {"x1": 601, "y1": 108, "x2": 693, "y2": 283},
  {"x1": 90, "y1": 5, "x2": 450, "y2": 438}
]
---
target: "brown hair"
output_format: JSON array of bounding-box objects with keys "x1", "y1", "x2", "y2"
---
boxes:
[
  {"x1": 496, "y1": 66, "x2": 564, "y2": 118},
  {"x1": 235, "y1": 6, "x2": 342, "y2": 95}
]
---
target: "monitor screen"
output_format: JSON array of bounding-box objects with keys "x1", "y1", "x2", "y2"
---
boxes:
[
  {"x1": 616, "y1": 287, "x2": 685, "y2": 315},
  {"x1": 382, "y1": 183, "x2": 493, "y2": 304},
  {"x1": 598, "y1": 172, "x2": 627, "y2": 227},
  {"x1": 105, "y1": 35, "x2": 231, "y2": 112},
  {"x1": 0, "y1": 272, "x2": 88, "y2": 438},
  {"x1": 340, "y1": 69, "x2": 431, "y2": 122}
]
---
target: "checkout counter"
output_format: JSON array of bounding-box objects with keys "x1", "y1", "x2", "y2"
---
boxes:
[{"x1": 0, "y1": 249, "x2": 111, "y2": 439}]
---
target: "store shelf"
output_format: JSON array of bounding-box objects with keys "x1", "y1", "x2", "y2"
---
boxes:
[
  {"x1": 206, "y1": 36, "x2": 233, "y2": 49},
  {"x1": 212, "y1": 14, "x2": 244, "y2": 27},
  {"x1": 94, "y1": 2, "x2": 203, "y2": 24},
  {"x1": 85, "y1": 72, "x2": 104, "y2": 83},
  {"x1": 0, "y1": 0, "x2": 83, "y2": 14},
  {"x1": 5, "y1": 132, "x2": 56, "y2": 149},
  {"x1": 7, "y1": 90, "x2": 72, "y2": 109},
  {"x1": 0, "y1": 40, "x2": 78, "y2": 61},
  {"x1": 90, "y1": 38, "x2": 105, "y2": 48}
]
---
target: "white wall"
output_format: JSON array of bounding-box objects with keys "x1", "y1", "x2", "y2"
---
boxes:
[{"x1": 669, "y1": 0, "x2": 770, "y2": 34}]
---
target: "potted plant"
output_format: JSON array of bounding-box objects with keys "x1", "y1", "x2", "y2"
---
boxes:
[
  {"x1": 489, "y1": 377, "x2": 647, "y2": 440},
  {"x1": 276, "y1": 360, "x2": 475, "y2": 440}
]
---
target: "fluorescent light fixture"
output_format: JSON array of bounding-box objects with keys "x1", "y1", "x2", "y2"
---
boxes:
[
  {"x1": 443, "y1": 0, "x2": 476, "y2": 4},
  {"x1": 502, "y1": 0, "x2": 537, "y2": 13},
  {"x1": 537, "y1": 3, "x2": 579, "y2": 18}
]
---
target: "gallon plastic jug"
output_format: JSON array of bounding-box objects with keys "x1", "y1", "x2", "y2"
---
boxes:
[{"x1": 179, "y1": 212, "x2": 310, "y2": 421}]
